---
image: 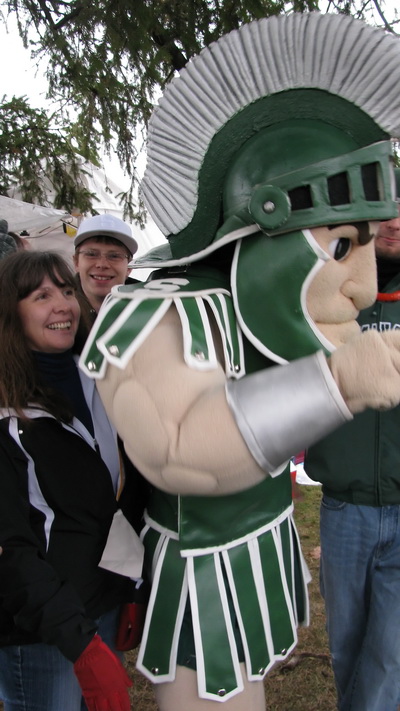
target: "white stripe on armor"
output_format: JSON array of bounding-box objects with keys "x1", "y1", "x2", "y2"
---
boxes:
[
  {"x1": 204, "y1": 294, "x2": 245, "y2": 377},
  {"x1": 271, "y1": 524, "x2": 298, "y2": 657},
  {"x1": 180, "y1": 503, "x2": 293, "y2": 557},
  {"x1": 137, "y1": 535, "x2": 189, "y2": 683},
  {"x1": 188, "y1": 552, "x2": 244, "y2": 702},
  {"x1": 247, "y1": 538, "x2": 277, "y2": 677},
  {"x1": 143, "y1": 510, "x2": 179, "y2": 541},
  {"x1": 174, "y1": 297, "x2": 218, "y2": 370},
  {"x1": 97, "y1": 298, "x2": 172, "y2": 371}
]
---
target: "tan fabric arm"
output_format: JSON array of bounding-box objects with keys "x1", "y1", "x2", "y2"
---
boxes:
[{"x1": 98, "y1": 307, "x2": 266, "y2": 496}]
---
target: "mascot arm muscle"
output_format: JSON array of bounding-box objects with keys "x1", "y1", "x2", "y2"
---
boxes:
[
  {"x1": 98, "y1": 309, "x2": 400, "y2": 496},
  {"x1": 98, "y1": 307, "x2": 266, "y2": 496}
]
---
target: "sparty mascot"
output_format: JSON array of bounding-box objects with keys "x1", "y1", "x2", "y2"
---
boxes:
[{"x1": 81, "y1": 12, "x2": 400, "y2": 710}]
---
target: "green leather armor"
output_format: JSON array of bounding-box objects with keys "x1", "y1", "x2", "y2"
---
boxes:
[{"x1": 81, "y1": 266, "x2": 309, "y2": 702}]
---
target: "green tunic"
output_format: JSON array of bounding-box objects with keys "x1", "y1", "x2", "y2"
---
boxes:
[{"x1": 81, "y1": 265, "x2": 310, "y2": 703}]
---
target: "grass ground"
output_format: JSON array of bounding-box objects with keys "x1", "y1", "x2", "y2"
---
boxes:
[
  {"x1": 127, "y1": 485, "x2": 338, "y2": 710},
  {"x1": 0, "y1": 486, "x2": 336, "y2": 711}
]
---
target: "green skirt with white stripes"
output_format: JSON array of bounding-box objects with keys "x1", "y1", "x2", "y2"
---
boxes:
[{"x1": 136, "y1": 469, "x2": 310, "y2": 703}]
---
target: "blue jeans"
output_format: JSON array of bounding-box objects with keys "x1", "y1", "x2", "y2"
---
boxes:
[
  {"x1": 320, "y1": 495, "x2": 400, "y2": 711},
  {"x1": 0, "y1": 606, "x2": 122, "y2": 711}
]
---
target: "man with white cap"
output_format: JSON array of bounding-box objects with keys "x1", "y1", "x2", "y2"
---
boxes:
[{"x1": 73, "y1": 214, "x2": 138, "y2": 328}]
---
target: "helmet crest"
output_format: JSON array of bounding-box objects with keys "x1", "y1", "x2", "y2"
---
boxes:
[{"x1": 139, "y1": 13, "x2": 400, "y2": 263}]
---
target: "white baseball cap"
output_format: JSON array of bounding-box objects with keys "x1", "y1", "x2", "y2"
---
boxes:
[{"x1": 74, "y1": 214, "x2": 138, "y2": 255}]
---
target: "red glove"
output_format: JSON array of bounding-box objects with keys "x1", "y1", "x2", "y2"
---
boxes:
[
  {"x1": 115, "y1": 602, "x2": 147, "y2": 651},
  {"x1": 73, "y1": 635, "x2": 132, "y2": 711}
]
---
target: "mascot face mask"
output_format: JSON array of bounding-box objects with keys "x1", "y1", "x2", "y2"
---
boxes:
[
  {"x1": 232, "y1": 221, "x2": 378, "y2": 364},
  {"x1": 226, "y1": 117, "x2": 389, "y2": 361}
]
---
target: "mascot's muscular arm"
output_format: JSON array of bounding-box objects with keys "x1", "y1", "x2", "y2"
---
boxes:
[
  {"x1": 97, "y1": 305, "x2": 262, "y2": 497},
  {"x1": 97, "y1": 303, "x2": 400, "y2": 497}
]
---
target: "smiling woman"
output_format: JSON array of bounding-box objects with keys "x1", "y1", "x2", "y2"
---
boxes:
[
  {"x1": 0, "y1": 251, "x2": 142, "y2": 711},
  {"x1": 0, "y1": 251, "x2": 87, "y2": 418},
  {"x1": 17, "y1": 275, "x2": 80, "y2": 354}
]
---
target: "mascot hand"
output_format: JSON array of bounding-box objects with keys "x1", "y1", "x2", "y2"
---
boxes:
[{"x1": 329, "y1": 330, "x2": 400, "y2": 413}]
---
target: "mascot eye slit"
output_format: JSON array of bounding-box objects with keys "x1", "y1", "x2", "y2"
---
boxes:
[{"x1": 330, "y1": 238, "x2": 352, "y2": 261}]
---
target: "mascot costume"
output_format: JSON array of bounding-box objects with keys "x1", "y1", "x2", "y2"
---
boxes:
[{"x1": 81, "y1": 13, "x2": 400, "y2": 710}]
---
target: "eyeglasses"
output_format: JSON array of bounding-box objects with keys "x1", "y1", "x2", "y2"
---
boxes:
[{"x1": 77, "y1": 249, "x2": 129, "y2": 263}]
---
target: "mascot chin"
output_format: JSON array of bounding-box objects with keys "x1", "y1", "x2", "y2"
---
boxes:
[{"x1": 81, "y1": 13, "x2": 400, "y2": 710}]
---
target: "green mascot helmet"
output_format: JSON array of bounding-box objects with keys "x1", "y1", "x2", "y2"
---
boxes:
[
  {"x1": 138, "y1": 13, "x2": 400, "y2": 265},
  {"x1": 135, "y1": 13, "x2": 400, "y2": 362},
  {"x1": 222, "y1": 118, "x2": 396, "y2": 364},
  {"x1": 221, "y1": 119, "x2": 394, "y2": 240}
]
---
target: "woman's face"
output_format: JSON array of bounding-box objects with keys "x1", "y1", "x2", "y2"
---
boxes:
[{"x1": 17, "y1": 274, "x2": 80, "y2": 353}]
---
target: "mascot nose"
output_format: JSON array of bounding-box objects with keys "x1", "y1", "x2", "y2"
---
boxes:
[{"x1": 343, "y1": 239, "x2": 377, "y2": 311}]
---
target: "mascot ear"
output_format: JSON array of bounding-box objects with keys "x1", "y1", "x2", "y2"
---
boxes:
[{"x1": 248, "y1": 186, "x2": 291, "y2": 233}]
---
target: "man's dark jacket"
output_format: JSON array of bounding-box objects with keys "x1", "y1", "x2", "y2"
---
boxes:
[{"x1": 306, "y1": 272, "x2": 400, "y2": 506}]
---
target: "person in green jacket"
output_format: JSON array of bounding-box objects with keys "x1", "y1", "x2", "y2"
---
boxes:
[{"x1": 305, "y1": 172, "x2": 400, "y2": 711}]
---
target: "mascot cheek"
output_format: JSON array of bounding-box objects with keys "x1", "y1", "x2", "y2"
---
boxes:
[{"x1": 231, "y1": 229, "x2": 330, "y2": 363}]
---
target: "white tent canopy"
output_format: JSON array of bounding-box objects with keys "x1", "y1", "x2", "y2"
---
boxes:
[
  {"x1": 0, "y1": 195, "x2": 70, "y2": 235},
  {"x1": 0, "y1": 162, "x2": 166, "y2": 279}
]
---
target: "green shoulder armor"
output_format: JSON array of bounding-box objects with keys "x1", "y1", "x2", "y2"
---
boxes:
[{"x1": 80, "y1": 267, "x2": 245, "y2": 380}]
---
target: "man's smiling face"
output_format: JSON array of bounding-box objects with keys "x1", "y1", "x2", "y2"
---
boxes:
[
  {"x1": 73, "y1": 236, "x2": 130, "y2": 311},
  {"x1": 374, "y1": 206, "x2": 400, "y2": 261}
]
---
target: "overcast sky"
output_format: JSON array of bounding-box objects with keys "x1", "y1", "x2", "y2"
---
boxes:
[
  {"x1": 0, "y1": 14, "x2": 139, "y2": 188},
  {"x1": 1, "y1": 4, "x2": 398, "y2": 100},
  {"x1": 0, "y1": 15, "x2": 47, "y2": 105}
]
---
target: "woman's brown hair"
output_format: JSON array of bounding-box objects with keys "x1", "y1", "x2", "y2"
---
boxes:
[{"x1": 0, "y1": 251, "x2": 87, "y2": 418}]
